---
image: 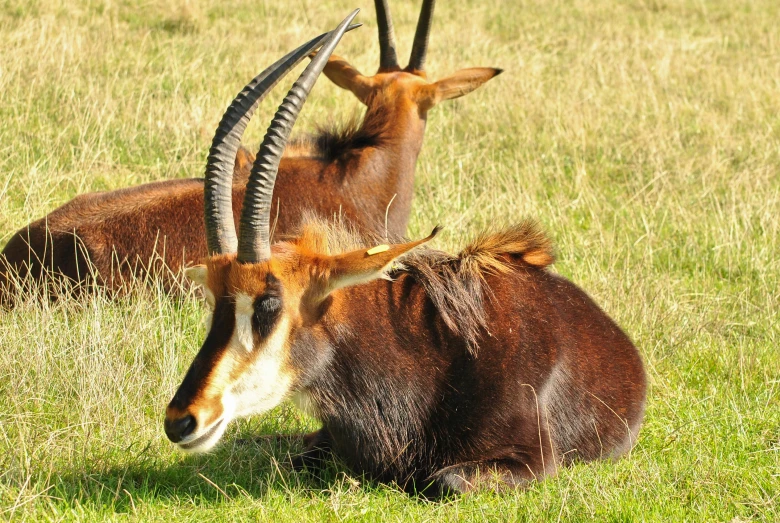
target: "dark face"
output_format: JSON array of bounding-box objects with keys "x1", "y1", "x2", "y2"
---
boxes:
[{"x1": 163, "y1": 258, "x2": 300, "y2": 453}]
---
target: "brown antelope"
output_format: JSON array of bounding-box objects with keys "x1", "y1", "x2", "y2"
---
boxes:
[
  {"x1": 164, "y1": 14, "x2": 647, "y2": 495},
  {"x1": 0, "y1": 0, "x2": 500, "y2": 307}
]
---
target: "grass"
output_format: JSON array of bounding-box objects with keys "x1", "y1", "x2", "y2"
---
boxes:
[{"x1": 1, "y1": 0, "x2": 778, "y2": 520}]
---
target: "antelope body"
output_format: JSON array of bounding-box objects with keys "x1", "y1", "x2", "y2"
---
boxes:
[
  {"x1": 0, "y1": 0, "x2": 499, "y2": 306},
  {"x1": 170, "y1": 220, "x2": 647, "y2": 494},
  {"x1": 164, "y1": 15, "x2": 647, "y2": 495}
]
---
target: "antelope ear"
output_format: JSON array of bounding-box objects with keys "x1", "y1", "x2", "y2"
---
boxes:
[
  {"x1": 316, "y1": 52, "x2": 375, "y2": 104},
  {"x1": 184, "y1": 265, "x2": 208, "y2": 287},
  {"x1": 185, "y1": 264, "x2": 217, "y2": 309},
  {"x1": 419, "y1": 67, "x2": 502, "y2": 110},
  {"x1": 318, "y1": 227, "x2": 441, "y2": 296}
]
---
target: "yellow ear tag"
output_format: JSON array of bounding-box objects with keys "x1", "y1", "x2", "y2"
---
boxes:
[{"x1": 366, "y1": 244, "x2": 390, "y2": 256}]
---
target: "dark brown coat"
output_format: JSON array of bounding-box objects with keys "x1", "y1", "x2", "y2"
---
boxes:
[
  {"x1": 0, "y1": 61, "x2": 499, "y2": 308},
  {"x1": 291, "y1": 225, "x2": 646, "y2": 492},
  {"x1": 164, "y1": 220, "x2": 646, "y2": 495}
]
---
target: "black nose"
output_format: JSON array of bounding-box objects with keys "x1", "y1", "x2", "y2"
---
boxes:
[{"x1": 164, "y1": 414, "x2": 196, "y2": 443}]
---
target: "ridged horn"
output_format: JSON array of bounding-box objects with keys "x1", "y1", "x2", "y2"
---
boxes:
[
  {"x1": 237, "y1": 10, "x2": 360, "y2": 264},
  {"x1": 204, "y1": 22, "x2": 361, "y2": 255},
  {"x1": 375, "y1": 0, "x2": 399, "y2": 71},
  {"x1": 407, "y1": 0, "x2": 435, "y2": 72}
]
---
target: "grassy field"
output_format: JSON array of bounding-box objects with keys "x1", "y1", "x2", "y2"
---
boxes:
[{"x1": 1, "y1": 0, "x2": 779, "y2": 520}]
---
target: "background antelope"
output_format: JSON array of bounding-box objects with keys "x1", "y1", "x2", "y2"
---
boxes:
[
  {"x1": 0, "y1": 0, "x2": 500, "y2": 307},
  {"x1": 164, "y1": 12, "x2": 647, "y2": 495}
]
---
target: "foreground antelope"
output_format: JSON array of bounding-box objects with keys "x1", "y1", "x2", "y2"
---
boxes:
[
  {"x1": 0, "y1": 0, "x2": 500, "y2": 307},
  {"x1": 164, "y1": 14, "x2": 647, "y2": 495}
]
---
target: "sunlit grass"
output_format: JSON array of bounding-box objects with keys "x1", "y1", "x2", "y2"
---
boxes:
[{"x1": 1, "y1": 0, "x2": 778, "y2": 520}]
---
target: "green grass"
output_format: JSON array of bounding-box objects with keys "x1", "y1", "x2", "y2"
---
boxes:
[{"x1": 1, "y1": 0, "x2": 778, "y2": 520}]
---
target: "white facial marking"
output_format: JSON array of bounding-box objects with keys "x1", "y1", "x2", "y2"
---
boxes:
[
  {"x1": 231, "y1": 315, "x2": 294, "y2": 418},
  {"x1": 233, "y1": 293, "x2": 255, "y2": 353},
  {"x1": 174, "y1": 301, "x2": 295, "y2": 455}
]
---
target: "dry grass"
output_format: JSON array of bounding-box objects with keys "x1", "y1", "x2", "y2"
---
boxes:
[{"x1": 1, "y1": 0, "x2": 779, "y2": 520}]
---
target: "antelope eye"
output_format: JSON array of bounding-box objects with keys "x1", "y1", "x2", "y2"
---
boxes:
[{"x1": 253, "y1": 294, "x2": 282, "y2": 338}]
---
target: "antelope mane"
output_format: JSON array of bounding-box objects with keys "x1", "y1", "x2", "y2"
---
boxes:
[{"x1": 234, "y1": 110, "x2": 391, "y2": 164}]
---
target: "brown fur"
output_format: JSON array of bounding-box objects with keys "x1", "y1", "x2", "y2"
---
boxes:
[
  {"x1": 402, "y1": 221, "x2": 554, "y2": 352},
  {"x1": 287, "y1": 111, "x2": 390, "y2": 164},
  {"x1": 165, "y1": 219, "x2": 646, "y2": 495},
  {"x1": 0, "y1": 22, "x2": 501, "y2": 308},
  {"x1": 314, "y1": 114, "x2": 387, "y2": 163},
  {"x1": 292, "y1": 217, "x2": 555, "y2": 352}
]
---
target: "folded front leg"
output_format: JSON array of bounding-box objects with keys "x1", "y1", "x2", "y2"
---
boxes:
[{"x1": 290, "y1": 428, "x2": 333, "y2": 472}]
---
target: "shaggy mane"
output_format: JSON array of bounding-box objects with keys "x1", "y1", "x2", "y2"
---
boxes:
[
  {"x1": 290, "y1": 215, "x2": 555, "y2": 354},
  {"x1": 284, "y1": 112, "x2": 389, "y2": 163},
  {"x1": 236, "y1": 111, "x2": 388, "y2": 171}
]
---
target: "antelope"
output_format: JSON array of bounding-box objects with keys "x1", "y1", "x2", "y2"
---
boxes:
[
  {"x1": 164, "y1": 14, "x2": 647, "y2": 495},
  {"x1": 0, "y1": 0, "x2": 501, "y2": 307}
]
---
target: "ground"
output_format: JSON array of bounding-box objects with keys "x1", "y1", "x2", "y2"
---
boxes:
[{"x1": 0, "y1": 0, "x2": 778, "y2": 520}]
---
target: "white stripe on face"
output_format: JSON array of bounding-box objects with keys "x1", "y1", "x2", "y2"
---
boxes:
[
  {"x1": 234, "y1": 293, "x2": 255, "y2": 353},
  {"x1": 229, "y1": 314, "x2": 294, "y2": 418},
  {"x1": 175, "y1": 297, "x2": 294, "y2": 454}
]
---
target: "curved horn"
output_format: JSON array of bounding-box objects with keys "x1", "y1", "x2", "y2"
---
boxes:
[
  {"x1": 407, "y1": 0, "x2": 435, "y2": 72},
  {"x1": 204, "y1": 23, "x2": 361, "y2": 255},
  {"x1": 375, "y1": 0, "x2": 399, "y2": 71},
  {"x1": 237, "y1": 10, "x2": 360, "y2": 264}
]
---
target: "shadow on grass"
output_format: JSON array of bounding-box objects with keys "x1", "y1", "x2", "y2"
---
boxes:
[{"x1": 43, "y1": 434, "x2": 362, "y2": 512}]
